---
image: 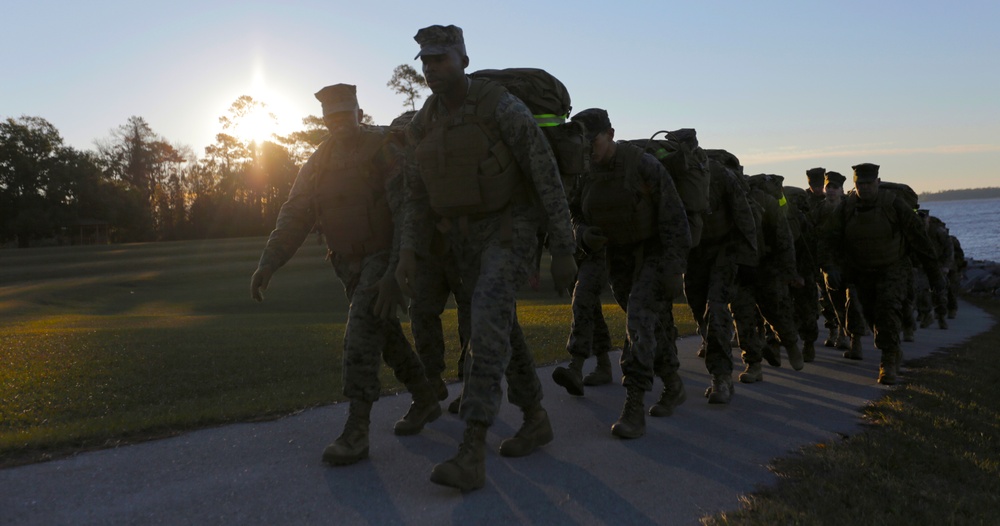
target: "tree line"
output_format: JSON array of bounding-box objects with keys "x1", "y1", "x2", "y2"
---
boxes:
[{"x1": 1, "y1": 65, "x2": 428, "y2": 248}]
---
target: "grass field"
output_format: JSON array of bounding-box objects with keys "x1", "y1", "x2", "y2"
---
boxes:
[{"x1": 0, "y1": 237, "x2": 696, "y2": 466}]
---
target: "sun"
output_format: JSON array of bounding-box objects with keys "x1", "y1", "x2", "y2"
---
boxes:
[{"x1": 231, "y1": 104, "x2": 279, "y2": 145}]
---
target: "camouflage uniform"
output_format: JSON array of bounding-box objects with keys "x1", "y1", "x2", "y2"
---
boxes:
[
  {"x1": 948, "y1": 235, "x2": 966, "y2": 318},
  {"x1": 401, "y1": 81, "x2": 575, "y2": 427},
  {"x1": 819, "y1": 164, "x2": 946, "y2": 384},
  {"x1": 916, "y1": 214, "x2": 952, "y2": 328},
  {"x1": 685, "y1": 153, "x2": 757, "y2": 399},
  {"x1": 258, "y1": 124, "x2": 429, "y2": 402},
  {"x1": 732, "y1": 177, "x2": 800, "y2": 376},
  {"x1": 565, "y1": 247, "x2": 614, "y2": 368}
]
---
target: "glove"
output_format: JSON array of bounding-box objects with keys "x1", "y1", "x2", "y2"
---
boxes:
[
  {"x1": 664, "y1": 272, "x2": 684, "y2": 301},
  {"x1": 824, "y1": 269, "x2": 842, "y2": 291},
  {"x1": 370, "y1": 273, "x2": 406, "y2": 320},
  {"x1": 250, "y1": 265, "x2": 274, "y2": 302},
  {"x1": 736, "y1": 264, "x2": 757, "y2": 287},
  {"x1": 550, "y1": 253, "x2": 578, "y2": 297},
  {"x1": 394, "y1": 249, "x2": 417, "y2": 298},
  {"x1": 582, "y1": 227, "x2": 608, "y2": 252}
]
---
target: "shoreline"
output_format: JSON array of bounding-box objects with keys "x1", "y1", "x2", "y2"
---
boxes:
[{"x1": 962, "y1": 258, "x2": 1000, "y2": 299}]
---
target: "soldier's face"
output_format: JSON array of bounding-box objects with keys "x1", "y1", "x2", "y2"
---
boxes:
[
  {"x1": 825, "y1": 185, "x2": 843, "y2": 201},
  {"x1": 855, "y1": 178, "x2": 879, "y2": 202},
  {"x1": 324, "y1": 110, "x2": 361, "y2": 138},
  {"x1": 590, "y1": 129, "x2": 615, "y2": 166},
  {"x1": 421, "y1": 50, "x2": 468, "y2": 94}
]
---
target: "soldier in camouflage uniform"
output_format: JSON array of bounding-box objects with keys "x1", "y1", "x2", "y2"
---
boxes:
[
  {"x1": 686, "y1": 150, "x2": 757, "y2": 404},
  {"x1": 819, "y1": 163, "x2": 947, "y2": 385},
  {"x1": 803, "y1": 167, "x2": 844, "y2": 350},
  {"x1": 914, "y1": 211, "x2": 952, "y2": 330},
  {"x1": 555, "y1": 108, "x2": 690, "y2": 438},
  {"x1": 817, "y1": 171, "x2": 866, "y2": 350},
  {"x1": 390, "y1": 109, "x2": 474, "y2": 413},
  {"x1": 732, "y1": 174, "x2": 805, "y2": 383},
  {"x1": 948, "y1": 234, "x2": 966, "y2": 318},
  {"x1": 394, "y1": 25, "x2": 578, "y2": 492},
  {"x1": 559, "y1": 237, "x2": 616, "y2": 388},
  {"x1": 250, "y1": 84, "x2": 440, "y2": 467}
]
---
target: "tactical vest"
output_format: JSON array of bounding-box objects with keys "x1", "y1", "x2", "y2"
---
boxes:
[
  {"x1": 580, "y1": 143, "x2": 656, "y2": 245},
  {"x1": 414, "y1": 78, "x2": 523, "y2": 218},
  {"x1": 313, "y1": 131, "x2": 394, "y2": 258},
  {"x1": 843, "y1": 192, "x2": 904, "y2": 270}
]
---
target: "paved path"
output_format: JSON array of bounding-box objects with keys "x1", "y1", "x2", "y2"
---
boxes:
[{"x1": 1, "y1": 299, "x2": 993, "y2": 526}]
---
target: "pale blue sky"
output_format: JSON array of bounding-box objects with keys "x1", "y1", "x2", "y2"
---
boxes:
[{"x1": 3, "y1": 0, "x2": 998, "y2": 193}]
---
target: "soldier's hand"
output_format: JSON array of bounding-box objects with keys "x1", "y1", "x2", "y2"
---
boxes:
[
  {"x1": 824, "y1": 269, "x2": 842, "y2": 291},
  {"x1": 582, "y1": 227, "x2": 608, "y2": 252},
  {"x1": 664, "y1": 272, "x2": 685, "y2": 301},
  {"x1": 395, "y1": 249, "x2": 418, "y2": 298},
  {"x1": 371, "y1": 274, "x2": 406, "y2": 320},
  {"x1": 251, "y1": 265, "x2": 274, "y2": 302},
  {"x1": 550, "y1": 254, "x2": 578, "y2": 297}
]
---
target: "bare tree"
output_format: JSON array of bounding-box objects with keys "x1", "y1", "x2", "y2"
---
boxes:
[{"x1": 387, "y1": 64, "x2": 428, "y2": 111}]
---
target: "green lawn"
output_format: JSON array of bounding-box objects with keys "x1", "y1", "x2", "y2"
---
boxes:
[{"x1": 0, "y1": 237, "x2": 695, "y2": 466}]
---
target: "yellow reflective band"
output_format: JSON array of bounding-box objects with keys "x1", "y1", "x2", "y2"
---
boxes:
[
  {"x1": 534, "y1": 114, "x2": 567, "y2": 127},
  {"x1": 778, "y1": 195, "x2": 787, "y2": 207}
]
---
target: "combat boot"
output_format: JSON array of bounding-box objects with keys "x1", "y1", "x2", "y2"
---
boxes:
[
  {"x1": 583, "y1": 352, "x2": 613, "y2": 386},
  {"x1": 649, "y1": 371, "x2": 687, "y2": 417},
  {"x1": 823, "y1": 327, "x2": 839, "y2": 347},
  {"x1": 843, "y1": 335, "x2": 863, "y2": 360},
  {"x1": 785, "y1": 341, "x2": 804, "y2": 371},
  {"x1": 706, "y1": 374, "x2": 734, "y2": 404},
  {"x1": 802, "y1": 340, "x2": 816, "y2": 363},
  {"x1": 836, "y1": 330, "x2": 851, "y2": 350},
  {"x1": 499, "y1": 403, "x2": 553, "y2": 457},
  {"x1": 394, "y1": 381, "x2": 442, "y2": 436},
  {"x1": 430, "y1": 421, "x2": 487, "y2": 492},
  {"x1": 322, "y1": 399, "x2": 372, "y2": 466},
  {"x1": 902, "y1": 325, "x2": 915, "y2": 342},
  {"x1": 611, "y1": 386, "x2": 646, "y2": 438},
  {"x1": 919, "y1": 311, "x2": 933, "y2": 329},
  {"x1": 552, "y1": 355, "x2": 585, "y2": 396},
  {"x1": 761, "y1": 341, "x2": 781, "y2": 367},
  {"x1": 738, "y1": 362, "x2": 763, "y2": 384},
  {"x1": 937, "y1": 314, "x2": 948, "y2": 330},
  {"x1": 877, "y1": 349, "x2": 900, "y2": 385}
]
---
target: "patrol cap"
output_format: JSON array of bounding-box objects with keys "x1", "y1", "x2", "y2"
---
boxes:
[
  {"x1": 806, "y1": 167, "x2": 826, "y2": 187},
  {"x1": 413, "y1": 25, "x2": 466, "y2": 60},
  {"x1": 824, "y1": 171, "x2": 846, "y2": 187},
  {"x1": 852, "y1": 163, "x2": 880, "y2": 182},
  {"x1": 315, "y1": 84, "x2": 358, "y2": 116},
  {"x1": 572, "y1": 108, "x2": 612, "y2": 140}
]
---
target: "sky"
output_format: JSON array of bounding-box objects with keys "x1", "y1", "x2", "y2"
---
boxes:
[{"x1": 3, "y1": 0, "x2": 999, "y2": 194}]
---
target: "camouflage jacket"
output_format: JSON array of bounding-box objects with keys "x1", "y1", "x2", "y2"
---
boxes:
[
  {"x1": 400, "y1": 77, "x2": 575, "y2": 257},
  {"x1": 257, "y1": 126, "x2": 405, "y2": 272}
]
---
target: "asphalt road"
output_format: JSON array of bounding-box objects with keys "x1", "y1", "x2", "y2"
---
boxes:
[{"x1": 1, "y1": 299, "x2": 993, "y2": 526}]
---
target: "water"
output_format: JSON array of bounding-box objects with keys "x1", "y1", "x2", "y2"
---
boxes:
[{"x1": 923, "y1": 197, "x2": 1000, "y2": 263}]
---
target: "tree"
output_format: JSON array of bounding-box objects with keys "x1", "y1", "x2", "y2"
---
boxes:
[
  {"x1": 387, "y1": 64, "x2": 428, "y2": 111},
  {"x1": 0, "y1": 116, "x2": 66, "y2": 246}
]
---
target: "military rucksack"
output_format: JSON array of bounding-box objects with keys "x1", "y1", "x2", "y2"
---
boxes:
[
  {"x1": 878, "y1": 181, "x2": 919, "y2": 211},
  {"x1": 625, "y1": 129, "x2": 711, "y2": 246},
  {"x1": 469, "y1": 68, "x2": 589, "y2": 187}
]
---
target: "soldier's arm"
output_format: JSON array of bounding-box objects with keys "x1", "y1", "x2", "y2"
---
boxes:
[
  {"x1": 494, "y1": 93, "x2": 575, "y2": 256},
  {"x1": 725, "y1": 174, "x2": 758, "y2": 267},
  {"x1": 643, "y1": 154, "x2": 690, "y2": 275},
  {"x1": 376, "y1": 133, "x2": 407, "y2": 275},
  {"x1": 257, "y1": 145, "x2": 323, "y2": 271},
  {"x1": 898, "y1": 201, "x2": 944, "y2": 287},
  {"x1": 399, "y1": 111, "x2": 433, "y2": 255}
]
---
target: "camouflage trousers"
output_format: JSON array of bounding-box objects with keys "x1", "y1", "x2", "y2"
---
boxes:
[
  {"x1": 566, "y1": 248, "x2": 613, "y2": 361},
  {"x1": 685, "y1": 243, "x2": 737, "y2": 376},
  {"x1": 731, "y1": 269, "x2": 798, "y2": 364},
  {"x1": 902, "y1": 266, "x2": 918, "y2": 332},
  {"x1": 817, "y1": 271, "x2": 839, "y2": 330},
  {"x1": 409, "y1": 250, "x2": 471, "y2": 380},
  {"x1": 826, "y1": 283, "x2": 866, "y2": 337},
  {"x1": 914, "y1": 267, "x2": 948, "y2": 320},
  {"x1": 606, "y1": 243, "x2": 675, "y2": 392},
  {"x1": 790, "y1": 271, "x2": 819, "y2": 346},
  {"x1": 947, "y1": 268, "x2": 961, "y2": 314},
  {"x1": 846, "y1": 259, "x2": 911, "y2": 356},
  {"x1": 333, "y1": 251, "x2": 427, "y2": 403},
  {"x1": 447, "y1": 209, "x2": 545, "y2": 425}
]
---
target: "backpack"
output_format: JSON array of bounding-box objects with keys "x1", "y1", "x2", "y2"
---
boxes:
[
  {"x1": 625, "y1": 129, "x2": 711, "y2": 246},
  {"x1": 879, "y1": 181, "x2": 919, "y2": 211},
  {"x1": 469, "y1": 68, "x2": 589, "y2": 186}
]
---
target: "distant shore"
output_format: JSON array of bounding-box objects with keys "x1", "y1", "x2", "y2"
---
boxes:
[{"x1": 920, "y1": 188, "x2": 1000, "y2": 202}]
